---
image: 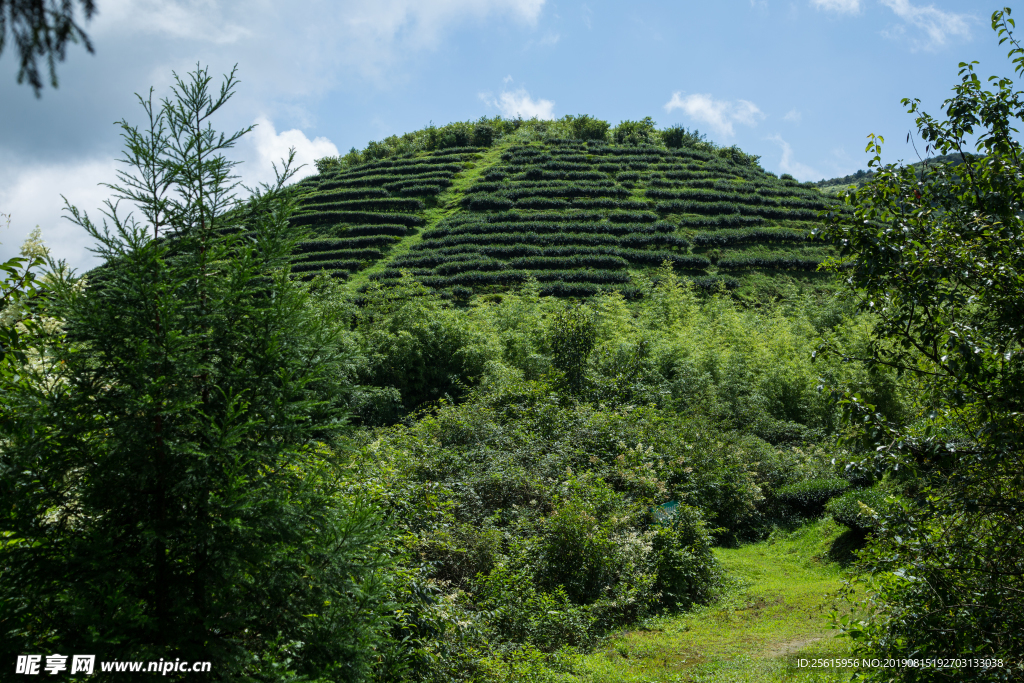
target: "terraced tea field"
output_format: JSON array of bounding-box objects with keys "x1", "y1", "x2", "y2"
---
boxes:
[
  {"x1": 286, "y1": 146, "x2": 481, "y2": 280},
  {"x1": 290, "y1": 137, "x2": 848, "y2": 297}
]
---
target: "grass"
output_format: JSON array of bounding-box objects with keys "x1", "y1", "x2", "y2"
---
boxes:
[{"x1": 574, "y1": 519, "x2": 858, "y2": 682}]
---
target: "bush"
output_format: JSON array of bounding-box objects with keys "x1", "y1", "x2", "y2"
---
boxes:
[
  {"x1": 776, "y1": 478, "x2": 850, "y2": 515},
  {"x1": 651, "y1": 503, "x2": 720, "y2": 608},
  {"x1": 661, "y1": 125, "x2": 711, "y2": 150},
  {"x1": 533, "y1": 476, "x2": 623, "y2": 604},
  {"x1": 716, "y1": 256, "x2": 823, "y2": 272},
  {"x1": 472, "y1": 122, "x2": 496, "y2": 147},
  {"x1": 468, "y1": 194, "x2": 514, "y2": 211},
  {"x1": 394, "y1": 183, "x2": 446, "y2": 196},
  {"x1": 613, "y1": 117, "x2": 658, "y2": 145},
  {"x1": 564, "y1": 114, "x2": 610, "y2": 141},
  {"x1": 360, "y1": 287, "x2": 500, "y2": 411},
  {"x1": 825, "y1": 486, "x2": 893, "y2": 533},
  {"x1": 289, "y1": 210, "x2": 424, "y2": 228},
  {"x1": 549, "y1": 302, "x2": 596, "y2": 394},
  {"x1": 298, "y1": 196, "x2": 426, "y2": 212},
  {"x1": 477, "y1": 565, "x2": 599, "y2": 651}
]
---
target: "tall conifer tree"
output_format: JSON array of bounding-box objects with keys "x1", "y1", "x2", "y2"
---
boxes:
[{"x1": 1, "y1": 67, "x2": 392, "y2": 682}]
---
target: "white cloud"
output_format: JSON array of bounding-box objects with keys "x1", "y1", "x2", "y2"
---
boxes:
[
  {"x1": 663, "y1": 92, "x2": 764, "y2": 139},
  {"x1": 0, "y1": 157, "x2": 116, "y2": 271},
  {"x1": 880, "y1": 0, "x2": 973, "y2": 49},
  {"x1": 810, "y1": 0, "x2": 860, "y2": 13},
  {"x1": 481, "y1": 88, "x2": 555, "y2": 119},
  {"x1": 93, "y1": 0, "x2": 548, "y2": 90},
  {"x1": 784, "y1": 109, "x2": 802, "y2": 123},
  {"x1": 97, "y1": 0, "x2": 253, "y2": 44},
  {"x1": 244, "y1": 117, "x2": 339, "y2": 184},
  {"x1": 768, "y1": 134, "x2": 821, "y2": 181},
  {"x1": 0, "y1": 117, "x2": 340, "y2": 271},
  {"x1": 732, "y1": 100, "x2": 763, "y2": 126},
  {"x1": 331, "y1": 0, "x2": 547, "y2": 79}
]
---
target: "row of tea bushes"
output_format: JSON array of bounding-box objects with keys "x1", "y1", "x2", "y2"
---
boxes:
[{"x1": 285, "y1": 148, "x2": 481, "y2": 279}]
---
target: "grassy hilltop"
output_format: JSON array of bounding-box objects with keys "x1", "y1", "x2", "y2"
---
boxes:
[{"x1": 286, "y1": 116, "x2": 845, "y2": 302}]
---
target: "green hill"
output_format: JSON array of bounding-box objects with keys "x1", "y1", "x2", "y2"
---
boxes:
[
  {"x1": 815, "y1": 151, "x2": 967, "y2": 195},
  {"x1": 288, "y1": 119, "x2": 847, "y2": 299}
]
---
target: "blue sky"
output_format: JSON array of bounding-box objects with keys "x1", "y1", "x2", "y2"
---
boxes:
[{"x1": 0, "y1": 0, "x2": 1010, "y2": 269}]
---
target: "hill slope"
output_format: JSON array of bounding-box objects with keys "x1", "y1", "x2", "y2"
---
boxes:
[{"x1": 289, "y1": 124, "x2": 846, "y2": 298}]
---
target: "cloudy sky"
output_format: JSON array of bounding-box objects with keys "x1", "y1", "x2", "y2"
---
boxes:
[{"x1": 0, "y1": 0, "x2": 1007, "y2": 270}]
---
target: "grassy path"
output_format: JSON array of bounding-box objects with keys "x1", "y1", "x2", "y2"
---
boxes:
[{"x1": 576, "y1": 519, "x2": 857, "y2": 682}]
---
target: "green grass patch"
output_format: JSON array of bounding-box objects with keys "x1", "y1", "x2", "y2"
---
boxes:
[{"x1": 576, "y1": 519, "x2": 856, "y2": 682}]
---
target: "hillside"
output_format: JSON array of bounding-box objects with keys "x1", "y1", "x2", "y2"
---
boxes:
[
  {"x1": 815, "y1": 151, "x2": 967, "y2": 195},
  {"x1": 288, "y1": 123, "x2": 847, "y2": 299}
]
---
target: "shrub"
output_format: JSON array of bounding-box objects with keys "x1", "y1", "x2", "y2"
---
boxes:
[
  {"x1": 825, "y1": 486, "x2": 893, "y2": 533},
  {"x1": 540, "y1": 282, "x2": 602, "y2": 297},
  {"x1": 361, "y1": 289, "x2": 500, "y2": 410},
  {"x1": 533, "y1": 478, "x2": 622, "y2": 604},
  {"x1": 394, "y1": 183, "x2": 445, "y2": 196},
  {"x1": 564, "y1": 114, "x2": 611, "y2": 141},
  {"x1": 613, "y1": 117, "x2": 658, "y2": 145},
  {"x1": 336, "y1": 162, "x2": 466, "y2": 181},
  {"x1": 572, "y1": 198, "x2": 651, "y2": 210},
  {"x1": 476, "y1": 565, "x2": 599, "y2": 651},
  {"x1": 297, "y1": 197, "x2": 425, "y2": 212},
  {"x1": 293, "y1": 247, "x2": 384, "y2": 263},
  {"x1": 661, "y1": 125, "x2": 711, "y2": 150},
  {"x1": 514, "y1": 197, "x2": 569, "y2": 209},
  {"x1": 289, "y1": 210, "x2": 424, "y2": 228},
  {"x1": 776, "y1": 478, "x2": 850, "y2": 515},
  {"x1": 338, "y1": 224, "x2": 410, "y2": 237},
  {"x1": 467, "y1": 195, "x2": 514, "y2": 211},
  {"x1": 691, "y1": 229, "x2": 808, "y2": 248},
  {"x1": 295, "y1": 238, "x2": 389, "y2": 254},
  {"x1": 472, "y1": 122, "x2": 496, "y2": 147},
  {"x1": 549, "y1": 302, "x2": 596, "y2": 393},
  {"x1": 651, "y1": 503, "x2": 721, "y2": 608},
  {"x1": 290, "y1": 259, "x2": 364, "y2": 273},
  {"x1": 716, "y1": 256, "x2": 823, "y2": 272}
]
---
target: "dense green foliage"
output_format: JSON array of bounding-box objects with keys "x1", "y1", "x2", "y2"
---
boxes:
[
  {"x1": 775, "y1": 478, "x2": 850, "y2": 515},
  {"x1": 314, "y1": 268, "x2": 907, "y2": 680},
  {"x1": 819, "y1": 10, "x2": 1024, "y2": 679},
  {"x1": 0, "y1": 68, "x2": 394, "y2": 682},
  {"x1": 825, "y1": 485, "x2": 893, "y2": 533},
  {"x1": 14, "y1": 20, "x2": 1024, "y2": 678}
]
